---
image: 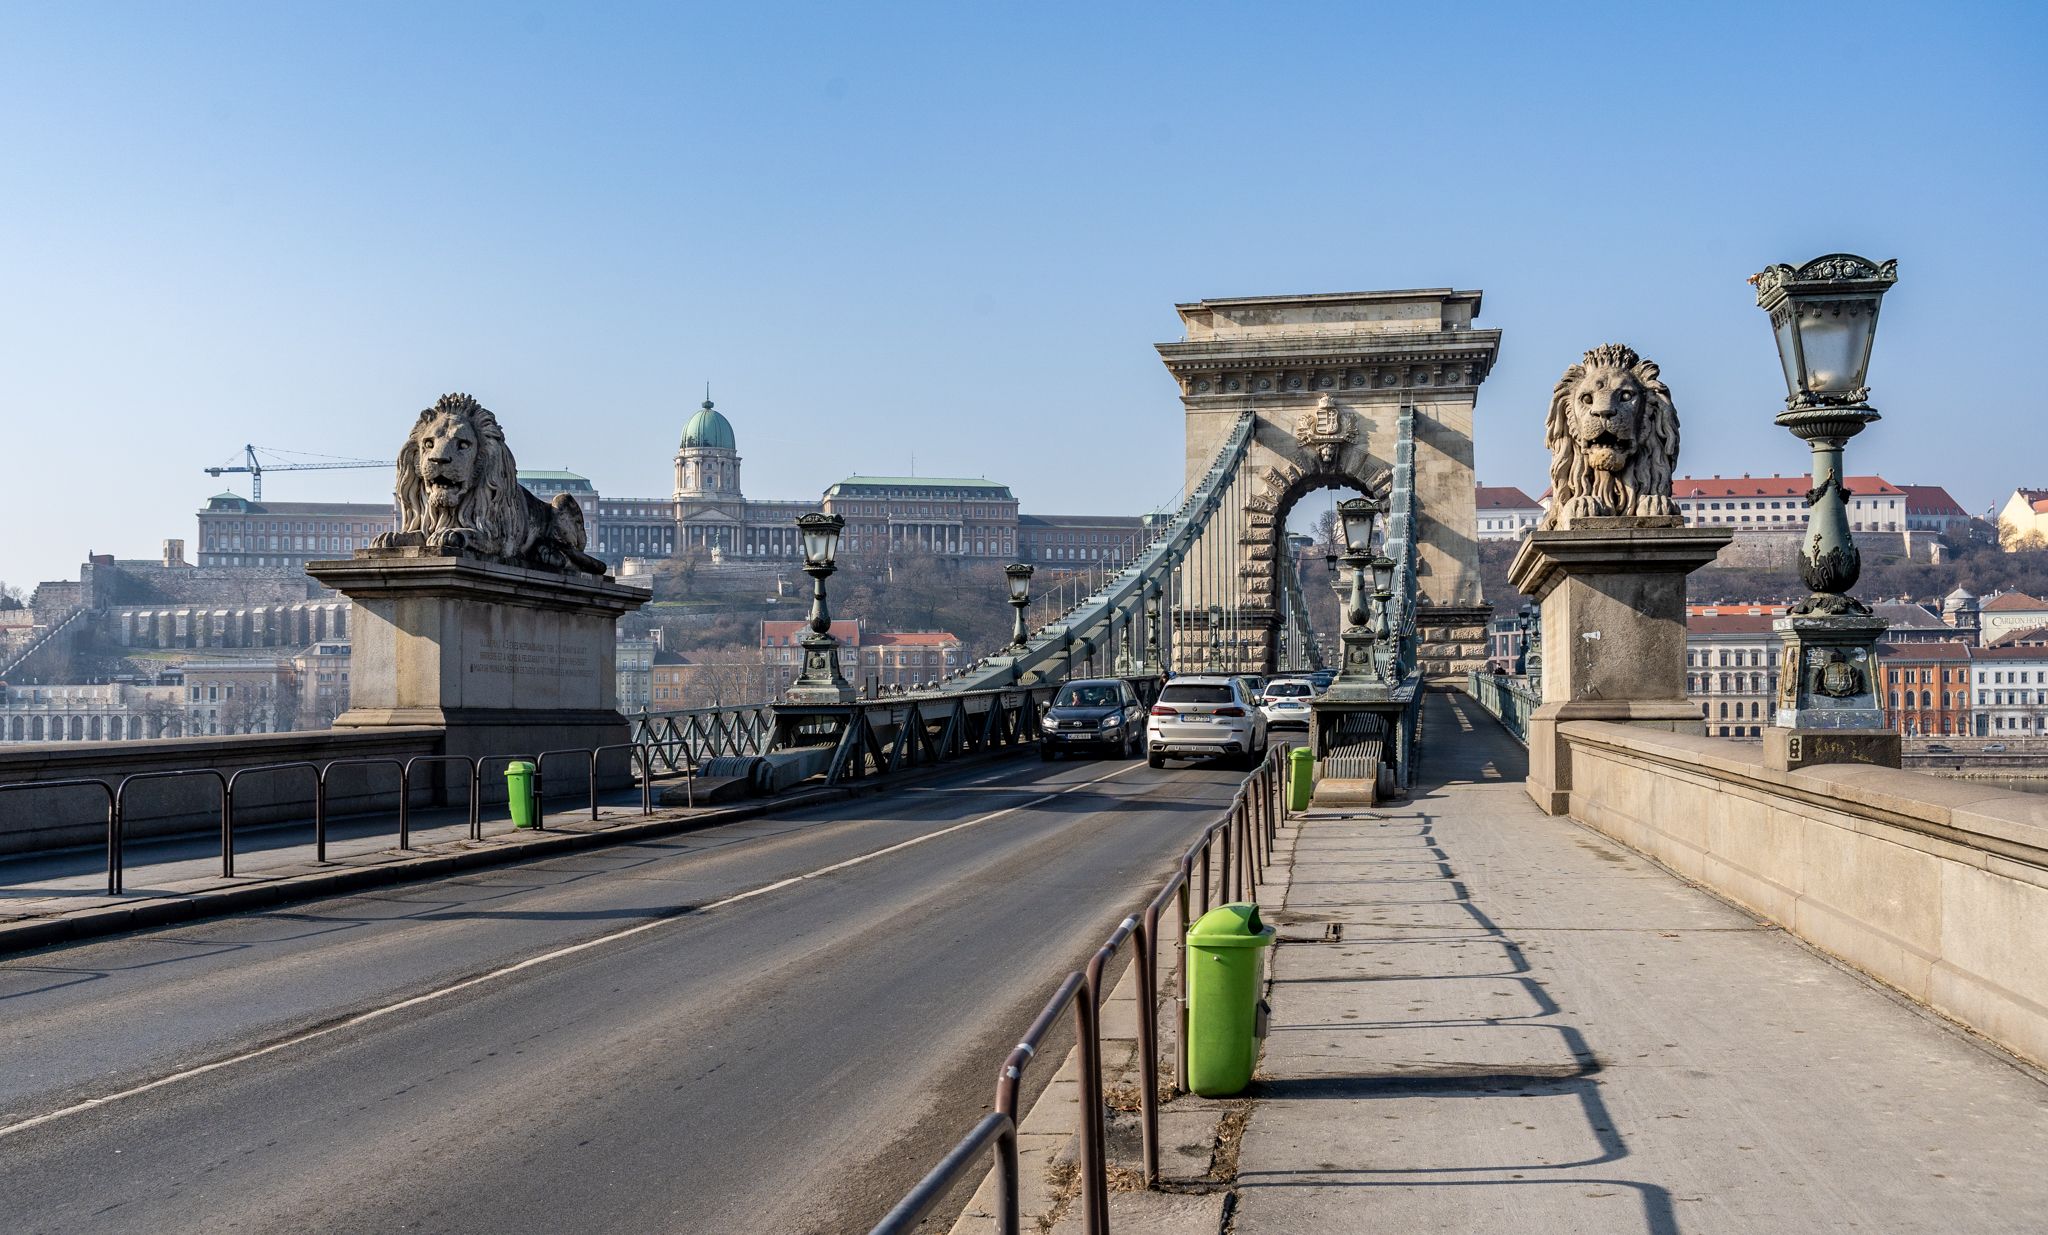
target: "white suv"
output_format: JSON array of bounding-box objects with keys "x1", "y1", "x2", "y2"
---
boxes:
[
  {"x1": 1259, "y1": 678, "x2": 1314, "y2": 730},
  {"x1": 1148, "y1": 676, "x2": 1270, "y2": 769}
]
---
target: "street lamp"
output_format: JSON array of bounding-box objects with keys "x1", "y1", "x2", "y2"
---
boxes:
[
  {"x1": 1750, "y1": 253, "x2": 1897, "y2": 615},
  {"x1": 1004, "y1": 562, "x2": 1034, "y2": 650},
  {"x1": 1368, "y1": 552, "x2": 1396, "y2": 631},
  {"x1": 1208, "y1": 603, "x2": 1223, "y2": 668},
  {"x1": 1750, "y1": 254, "x2": 1899, "y2": 761},
  {"x1": 1336, "y1": 496, "x2": 1380, "y2": 555},
  {"x1": 786, "y1": 511, "x2": 854, "y2": 703}
]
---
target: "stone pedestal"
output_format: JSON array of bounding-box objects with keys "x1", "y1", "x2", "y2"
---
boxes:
[
  {"x1": 307, "y1": 550, "x2": 648, "y2": 763},
  {"x1": 1764, "y1": 613, "x2": 1901, "y2": 771},
  {"x1": 1507, "y1": 518, "x2": 1732, "y2": 814},
  {"x1": 786, "y1": 631, "x2": 856, "y2": 705}
]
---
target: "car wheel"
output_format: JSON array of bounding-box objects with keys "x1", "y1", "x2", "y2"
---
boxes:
[
  {"x1": 1040, "y1": 746, "x2": 1055, "y2": 761},
  {"x1": 1147, "y1": 748, "x2": 1165, "y2": 769}
]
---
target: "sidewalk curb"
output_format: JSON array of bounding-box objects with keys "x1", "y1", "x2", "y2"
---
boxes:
[
  {"x1": 945, "y1": 949, "x2": 1154, "y2": 1235},
  {"x1": 945, "y1": 806, "x2": 1309, "y2": 1234},
  {"x1": 0, "y1": 750, "x2": 1026, "y2": 957}
]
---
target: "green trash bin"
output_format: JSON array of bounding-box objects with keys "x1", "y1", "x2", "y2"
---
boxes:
[
  {"x1": 1288, "y1": 746, "x2": 1314, "y2": 812},
  {"x1": 1186, "y1": 901, "x2": 1276, "y2": 1096},
  {"x1": 505, "y1": 761, "x2": 538, "y2": 829}
]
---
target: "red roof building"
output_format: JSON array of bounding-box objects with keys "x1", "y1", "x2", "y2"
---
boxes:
[
  {"x1": 1475, "y1": 484, "x2": 1542, "y2": 541},
  {"x1": 1671, "y1": 474, "x2": 1907, "y2": 534},
  {"x1": 1897, "y1": 484, "x2": 1970, "y2": 534}
]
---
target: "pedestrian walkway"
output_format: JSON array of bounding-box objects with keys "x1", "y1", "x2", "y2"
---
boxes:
[{"x1": 1235, "y1": 692, "x2": 2048, "y2": 1234}]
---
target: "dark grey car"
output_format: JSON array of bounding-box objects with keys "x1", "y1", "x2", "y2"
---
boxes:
[{"x1": 1040, "y1": 678, "x2": 1145, "y2": 759}]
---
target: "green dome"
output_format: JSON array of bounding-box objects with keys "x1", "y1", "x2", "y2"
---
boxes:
[{"x1": 679, "y1": 398, "x2": 736, "y2": 451}]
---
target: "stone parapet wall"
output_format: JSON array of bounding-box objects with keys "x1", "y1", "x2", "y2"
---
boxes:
[
  {"x1": 0, "y1": 727, "x2": 445, "y2": 854},
  {"x1": 92, "y1": 561, "x2": 326, "y2": 608},
  {"x1": 1559, "y1": 719, "x2": 2048, "y2": 1068}
]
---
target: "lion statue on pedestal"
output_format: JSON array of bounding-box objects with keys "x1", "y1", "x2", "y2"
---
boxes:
[
  {"x1": 371, "y1": 393, "x2": 610, "y2": 575},
  {"x1": 1539, "y1": 344, "x2": 1680, "y2": 530}
]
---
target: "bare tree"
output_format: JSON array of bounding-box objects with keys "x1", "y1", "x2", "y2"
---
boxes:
[
  {"x1": 135, "y1": 692, "x2": 186, "y2": 739},
  {"x1": 681, "y1": 643, "x2": 772, "y2": 708}
]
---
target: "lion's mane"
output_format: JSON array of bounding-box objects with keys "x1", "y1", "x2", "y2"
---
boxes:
[
  {"x1": 1541, "y1": 344, "x2": 1680, "y2": 529},
  {"x1": 392, "y1": 393, "x2": 532, "y2": 561}
]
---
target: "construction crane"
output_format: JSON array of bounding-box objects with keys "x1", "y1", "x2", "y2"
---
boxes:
[{"x1": 204, "y1": 444, "x2": 386, "y2": 500}]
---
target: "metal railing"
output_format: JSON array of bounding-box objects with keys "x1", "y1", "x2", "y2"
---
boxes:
[
  {"x1": 869, "y1": 743, "x2": 1292, "y2": 1235},
  {"x1": 3, "y1": 741, "x2": 690, "y2": 896},
  {"x1": 0, "y1": 778, "x2": 118, "y2": 893},
  {"x1": 630, "y1": 704, "x2": 775, "y2": 772},
  {"x1": 779, "y1": 684, "x2": 1069, "y2": 788},
  {"x1": 3, "y1": 680, "x2": 1113, "y2": 895},
  {"x1": 1464, "y1": 669, "x2": 1538, "y2": 745}
]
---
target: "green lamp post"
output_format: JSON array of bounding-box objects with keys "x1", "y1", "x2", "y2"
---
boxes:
[
  {"x1": 1004, "y1": 562, "x2": 1034, "y2": 651},
  {"x1": 1750, "y1": 253, "x2": 1898, "y2": 616},
  {"x1": 1332, "y1": 496, "x2": 1384, "y2": 688},
  {"x1": 1750, "y1": 254, "x2": 1900, "y2": 766},
  {"x1": 786, "y1": 511, "x2": 855, "y2": 704}
]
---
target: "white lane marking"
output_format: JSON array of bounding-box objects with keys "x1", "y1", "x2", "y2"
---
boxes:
[{"x1": 0, "y1": 762, "x2": 1142, "y2": 1140}]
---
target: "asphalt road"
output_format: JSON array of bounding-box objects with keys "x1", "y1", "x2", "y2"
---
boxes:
[{"x1": 0, "y1": 753, "x2": 1246, "y2": 1234}]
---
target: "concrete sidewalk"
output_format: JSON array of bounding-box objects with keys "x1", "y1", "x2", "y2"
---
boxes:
[{"x1": 1234, "y1": 692, "x2": 2048, "y2": 1234}]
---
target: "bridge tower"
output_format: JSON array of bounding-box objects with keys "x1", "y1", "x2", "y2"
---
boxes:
[{"x1": 1157, "y1": 289, "x2": 1500, "y2": 677}]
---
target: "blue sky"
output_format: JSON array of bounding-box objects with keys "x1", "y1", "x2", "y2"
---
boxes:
[{"x1": 2, "y1": 2, "x2": 2042, "y2": 586}]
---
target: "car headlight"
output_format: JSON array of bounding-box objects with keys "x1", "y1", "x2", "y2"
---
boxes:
[{"x1": 1100, "y1": 715, "x2": 1121, "y2": 729}]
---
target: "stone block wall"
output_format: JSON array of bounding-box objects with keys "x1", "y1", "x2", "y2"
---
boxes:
[
  {"x1": 1705, "y1": 528, "x2": 1934, "y2": 570},
  {"x1": 1415, "y1": 604, "x2": 1492, "y2": 680},
  {"x1": 93, "y1": 561, "x2": 325, "y2": 607},
  {"x1": 1559, "y1": 719, "x2": 2048, "y2": 1069}
]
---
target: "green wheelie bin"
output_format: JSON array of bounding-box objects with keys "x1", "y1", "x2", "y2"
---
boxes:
[
  {"x1": 506, "y1": 761, "x2": 538, "y2": 829},
  {"x1": 1186, "y1": 902, "x2": 1276, "y2": 1096},
  {"x1": 1288, "y1": 745, "x2": 1314, "y2": 812}
]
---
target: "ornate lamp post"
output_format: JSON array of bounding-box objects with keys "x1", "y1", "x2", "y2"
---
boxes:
[
  {"x1": 1004, "y1": 562, "x2": 1034, "y2": 651},
  {"x1": 1751, "y1": 254, "x2": 1898, "y2": 616},
  {"x1": 786, "y1": 512, "x2": 855, "y2": 704},
  {"x1": 1207, "y1": 603, "x2": 1224, "y2": 670},
  {"x1": 1368, "y1": 552, "x2": 1397, "y2": 682},
  {"x1": 1331, "y1": 497, "x2": 1384, "y2": 688},
  {"x1": 1750, "y1": 254, "x2": 1900, "y2": 767},
  {"x1": 1140, "y1": 579, "x2": 1162, "y2": 674}
]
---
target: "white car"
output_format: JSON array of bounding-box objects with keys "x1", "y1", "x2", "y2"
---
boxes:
[
  {"x1": 1148, "y1": 675, "x2": 1270, "y2": 768},
  {"x1": 1259, "y1": 678, "x2": 1314, "y2": 730}
]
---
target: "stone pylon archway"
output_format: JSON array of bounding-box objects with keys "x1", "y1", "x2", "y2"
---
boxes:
[{"x1": 1157, "y1": 289, "x2": 1502, "y2": 676}]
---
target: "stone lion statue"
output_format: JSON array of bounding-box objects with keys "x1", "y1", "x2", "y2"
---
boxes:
[
  {"x1": 372, "y1": 392, "x2": 610, "y2": 575},
  {"x1": 1540, "y1": 344, "x2": 1679, "y2": 529}
]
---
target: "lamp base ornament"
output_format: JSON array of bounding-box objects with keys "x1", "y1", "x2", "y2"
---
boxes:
[
  {"x1": 785, "y1": 631, "x2": 856, "y2": 705},
  {"x1": 1765, "y1": 613, "x2": 1898, "y2": 770}
]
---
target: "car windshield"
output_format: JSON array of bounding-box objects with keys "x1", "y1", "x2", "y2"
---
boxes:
[
  {"x1": 1159, "y1": 684, "x2": 1234, "y2": 704},
  {"x1": 1054, "y1": 684, "x2": 1120, "y2": 708},
  {"x1": 1265, "y1": 683, "x2": 1309, "y2": 698}
]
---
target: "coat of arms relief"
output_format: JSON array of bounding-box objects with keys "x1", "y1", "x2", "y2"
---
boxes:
[{"x1": 1294, "y1": 394, "x2": 1352, "y2": 466}]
